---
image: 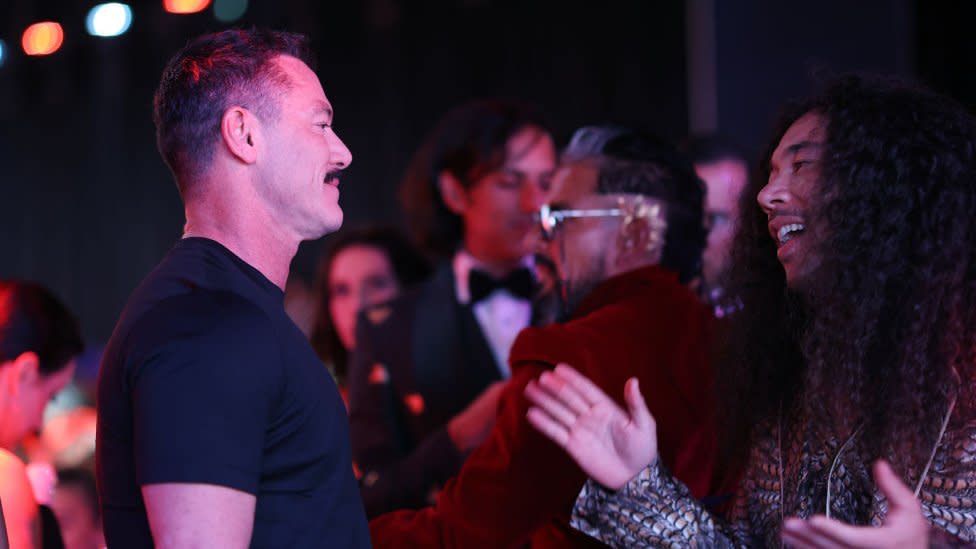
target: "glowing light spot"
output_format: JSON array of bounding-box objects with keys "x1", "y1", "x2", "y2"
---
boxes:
[
  {"x1": 86, "y1": 4, "x2": 133, "y2": 38},
  {"x1": 0, "y1": 40, "x2": 6, "y2": 67},
  {"x1": 22, "y1": 22, "x2": 64, "y2": 56},
  {"x1": 164, "y1": 0, "x2": 211, "y2": 14},
  {"x1": 214, "y1": 0, "x2": 248, "y2": 22}
]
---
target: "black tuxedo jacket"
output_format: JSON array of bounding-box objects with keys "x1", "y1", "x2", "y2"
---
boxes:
[{"x1": 348, "y1": 263, "x2": 515, "y2": 518}]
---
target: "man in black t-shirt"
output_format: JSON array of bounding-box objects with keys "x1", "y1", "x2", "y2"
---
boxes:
[{"x1": 96, "y1": 29, "x2": 370, "y2": 548}]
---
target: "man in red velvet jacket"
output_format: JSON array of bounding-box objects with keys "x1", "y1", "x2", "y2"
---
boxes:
[{"x1": 369, "y1": 130, "x2": 720, "y2": 548}]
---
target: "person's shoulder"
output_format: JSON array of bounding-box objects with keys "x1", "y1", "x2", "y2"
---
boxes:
[
  {"x1": 123, "y1": 288, "x2": 279, "y2": 370},
  {"x1": 0, "y1": 449, "x2": 34, "y2": 507},
  {"x1": 142, "y1": 287, "x2": 272, "y2": 333},
  {"x1": 0, "y1": 448, "x2": 26, "y2": 479}
]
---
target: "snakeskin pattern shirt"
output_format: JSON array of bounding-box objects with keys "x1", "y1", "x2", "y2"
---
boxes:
[{"x1": 571, "y1": 413, "x2": 976, "y2": 548}]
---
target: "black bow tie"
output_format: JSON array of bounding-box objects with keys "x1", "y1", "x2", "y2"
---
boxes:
[{"x1": 468, "y1": 268, "x2": 536, "y2": 303}]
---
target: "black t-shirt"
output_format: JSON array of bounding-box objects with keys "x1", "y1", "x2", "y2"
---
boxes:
[{"x1": 96, "y1": 238, "x2": 370, "y2": 548}]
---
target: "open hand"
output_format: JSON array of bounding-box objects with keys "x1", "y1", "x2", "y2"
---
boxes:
[
  {"x1": 525, "y1": 364, "x2": 657, "y2": 490},
  {"x1": 780, "y1": 460, "x2": 928, "y2": 549}
]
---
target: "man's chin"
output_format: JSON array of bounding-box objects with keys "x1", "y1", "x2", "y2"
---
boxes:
[
  {"x1": 783, "y1": 260, "x2": 830, "y2": 301},
  {"x1": 316, "y1": 211, "x2": 344, "y2": 238},
  {"x1": 559, "y1": 275, "x2": 605, "y2": 320}
]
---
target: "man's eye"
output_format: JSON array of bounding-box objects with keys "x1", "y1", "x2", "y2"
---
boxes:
[{"x1": 792, "y1": 160, "x2": 812, "y2": 173}]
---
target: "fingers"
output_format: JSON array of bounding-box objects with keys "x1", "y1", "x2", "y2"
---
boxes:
[
  {"x1": 525, "y1": 379, "x2": 581, "y2": 427},
  {"x1": 536, "y1": 370, "x2": 593, "y2": 415},
  {"x1": 781, "y1": 518, "x2": 850, "y2": 549},
  {"x1": 623, "y1": 378, "x2": 654, "y2": 433},
  {"x1": 526, "y1": 405, "x2": 570, "y2": 447},
  {"x1": 552, "y1": 363, "x2": 616, "y2": 407},
  {"x1": 873, "y1": 460, "x2": 917, "y2": 512}
]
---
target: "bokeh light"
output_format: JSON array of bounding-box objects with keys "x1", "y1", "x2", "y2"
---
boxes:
[
  {"x1": 164, "y1": 0, "x2": 211, "y2": 14},
  {"x1": 22, "y1": 22, "x2": 65, "y2": 56},
  {"x1": 214, "y1": 0, "x2": 248, "y2": 22},
  {"x1": 86, "y1": 3, "x2": 134, "y2": 38}
]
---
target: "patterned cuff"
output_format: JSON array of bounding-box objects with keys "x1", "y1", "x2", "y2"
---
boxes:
[
  {"x1": 570, "y1": 461, "x2": 726, "y2": 549},
  {"x1": 570, "y1": 462, "x2": 666, "y2": 548}
]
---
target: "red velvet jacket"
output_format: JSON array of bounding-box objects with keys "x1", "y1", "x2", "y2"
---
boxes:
[{"x1": 369, "y1": 266, "x2": 719, "y2": 548}]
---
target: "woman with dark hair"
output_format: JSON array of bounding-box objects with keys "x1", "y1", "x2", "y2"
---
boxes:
[
  {"x1": 0, "y1": 281, "x2": 83, "y2": 549},
  {"x1": 525, "y1": 75, "x2": 976, "y2": 547},
  {"x1": 310, "y1": 226, "x2": 430, "y2": 394}
]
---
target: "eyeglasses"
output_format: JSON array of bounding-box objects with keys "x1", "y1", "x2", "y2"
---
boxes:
[
  {"x1": 537, "y1": 196, "x2": 668, "y2": 255},
  {"x1": 537, "y1": 204, "x2": 625, "y2": 241}
]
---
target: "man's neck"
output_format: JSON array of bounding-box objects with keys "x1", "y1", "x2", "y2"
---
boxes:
[{"x1": 184, "y1": 204, "x2": 297, "y2": 290}]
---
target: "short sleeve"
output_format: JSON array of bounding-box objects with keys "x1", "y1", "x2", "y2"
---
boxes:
[{"x1": 127, "y1": 293, "x2": 280, "y2": 495}]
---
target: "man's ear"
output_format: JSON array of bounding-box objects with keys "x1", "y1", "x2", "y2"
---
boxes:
[
  {"x1": 220, "y1": 106, "x2": 260, "y2": 165},
  {"x1": 437, "y1": 171, "x2": 469, "y2": 215},
  {"x1": 614, "y1": 216, "x2": 665, "y2": 271},
  {"x1": 10, "y1": 351, "x2": 40, "y2": 392}
]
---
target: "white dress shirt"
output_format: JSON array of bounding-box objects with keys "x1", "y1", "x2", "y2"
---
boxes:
[{"x1": 452, "y1": 251, "x2": 534, "y2": 379}]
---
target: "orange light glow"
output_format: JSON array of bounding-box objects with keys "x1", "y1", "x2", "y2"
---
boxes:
[
  {"x1": 164, "y1": 0, "x2": 211, "y2": 14},
  {"x1": 22, "y1": 22, "x2": 64, "y2": 56}
]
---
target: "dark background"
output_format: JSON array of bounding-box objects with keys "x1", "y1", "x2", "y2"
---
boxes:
[{"x1": 0, "y1": 0, "x2": 973, "y2": 343}]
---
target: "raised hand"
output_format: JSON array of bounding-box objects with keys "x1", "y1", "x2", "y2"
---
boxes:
[
  {"x1": 780, "y1": 460, "x2": 928, "y2": 549},
  {"x1": 525, "y1": 364, "x2": 657, "y2": 490}
]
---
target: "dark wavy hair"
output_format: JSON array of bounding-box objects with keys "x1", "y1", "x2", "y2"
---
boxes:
[
  {"x1": 718, "y1": 74, "x2": 976, "y2": 477},
  {"x1": 400, "y1": 98, "x2": 551, "y2": 259},
  {"x1": 0, "y1": 280, "x2": 84, "y2": 376},
  {"x1": 310, "y1": 226, "x2": 430, "y2": 381}
]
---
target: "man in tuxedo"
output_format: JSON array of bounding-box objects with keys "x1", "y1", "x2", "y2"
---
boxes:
[{"x1": 348, "y1": 99, "x2": 557, "y2": 517}]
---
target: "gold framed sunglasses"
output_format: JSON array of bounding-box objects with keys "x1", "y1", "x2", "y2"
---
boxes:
[
  {"x1": 537, "y1": 204, "x2": 626, "y2": 241},
  {"x1": 537, "y1": 196, "x2": 668, "y2": 256}
]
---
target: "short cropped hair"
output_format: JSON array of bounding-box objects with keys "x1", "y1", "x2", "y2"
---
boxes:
[
  {"x1": 153, "y1": 29, "x2": 313, "y2": 195},
  {"x1": 587, "y1": 130, "x2": 707, "y2": 283}
]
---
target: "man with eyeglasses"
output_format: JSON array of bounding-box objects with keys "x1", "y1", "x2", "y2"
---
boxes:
[{"x1": 369, "y1": 129, "x2": 721, "y2": 548}]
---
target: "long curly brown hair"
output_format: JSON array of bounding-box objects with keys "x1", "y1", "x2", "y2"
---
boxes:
[{"x1": 718, "y1": 74, "x2": 976, "y2": 478}]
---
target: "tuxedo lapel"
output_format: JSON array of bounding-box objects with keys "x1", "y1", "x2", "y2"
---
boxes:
[{"x1": 412, "y1": 265, "x2": 503, "y2": 423}]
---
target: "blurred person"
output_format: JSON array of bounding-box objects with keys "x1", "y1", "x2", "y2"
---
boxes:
[
  {"x1": 348, "y1": 99, "x2": 557, "y2": 517},
  {"x1": 95, "y1": 29, "x2": 369, "y2": 548},
  {"x1": 526, "y1": 75, "x2": 976, "y2": 548},
  {"x1": 309, "y1": 225, "x2": 430, "y2": 395},
  {"x1": 0, "y1": 502, "x2": 8, "y2": 548},
  {"x1": 0, "y1": 281, "x2": 83, "y2": 549},
  {"x1": 682, "y1": 134, "x2": 751, "y2": 317},
  {"x1": 49, "y1": 469, "x2": 102, "y2": 549},
  {"x1": 369, "y1": 130, "x2": 719, "y2": 548}
]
